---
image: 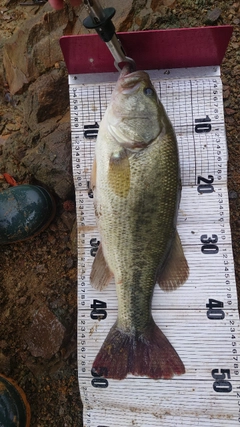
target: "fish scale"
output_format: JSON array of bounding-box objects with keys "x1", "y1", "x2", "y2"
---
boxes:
[
  {"x1": 90, "y1": 69, "x2": 188, "y2": 379},
  {"x1": 112, "y1": 136, "x2": 179, "y2": 329}
]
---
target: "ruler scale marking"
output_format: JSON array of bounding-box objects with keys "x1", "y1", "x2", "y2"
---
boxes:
[{"x1": 69, "y1": 66, "x2": 240, "y2": 426}]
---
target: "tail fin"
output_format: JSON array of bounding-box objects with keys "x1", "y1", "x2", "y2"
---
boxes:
[{"x1": 92, "y1": 319, "x2": 185, "y2": 380}]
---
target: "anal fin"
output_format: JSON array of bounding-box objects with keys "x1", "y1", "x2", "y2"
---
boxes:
[
  {"x1": 157, "y1": 231, "x2": 189, "y2": 291},
  {"x1": 90, "y1": 243, "x2": 113, "y2": 290}
]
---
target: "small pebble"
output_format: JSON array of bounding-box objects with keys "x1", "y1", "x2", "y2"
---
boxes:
[
  {"x1": 66, "y1": 257, "x2": 74, "y2": 270},
  {"x1": 229, "y1": 190, "x2": 238, "y2": 199},
  {"x1": 204, "y1": 8, "x2": 222, "y2": 24}
]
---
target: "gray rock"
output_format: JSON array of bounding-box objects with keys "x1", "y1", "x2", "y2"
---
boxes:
[
  {"x1": 24, "y1": 68, "x2": 69, "y2": 131},
  {"x1": 24, "y1": 305, "x2": 66, "y2": 359},
  {"x1": 229, "y1": 190, "x2": 238, "y2": 200},
  {"x1": 22, "y1": 122, "x2": 74, "y2": 199},
  {"x1": 3, "y1": 4, "x2": 69, "y2": 94},
  {"x1": 0, "y1": 130, "x2": 39, "y2": 180},
  {"x1": 204, "y1": 8, "x2": 222, "y2": 25}
]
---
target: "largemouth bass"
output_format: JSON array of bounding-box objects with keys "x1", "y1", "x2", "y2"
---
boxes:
[{"x1": 90, "y1": 67, "x2": 189, "y2": 380}]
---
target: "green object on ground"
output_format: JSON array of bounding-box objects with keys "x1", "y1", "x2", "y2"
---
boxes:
[
  {"x1": 0, "y1": 374, "x2": 31, "y2": 427},
  {"x1": 0, "y1": 185, "x2": 56, "y2": 244}
]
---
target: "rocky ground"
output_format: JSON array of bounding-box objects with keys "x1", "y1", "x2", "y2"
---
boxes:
[{"x1": 0, "y1": 0, "x2": 239, "y2": 426}]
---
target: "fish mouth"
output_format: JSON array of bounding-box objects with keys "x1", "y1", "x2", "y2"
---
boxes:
[
  {"x1": 120, "y1": 67, "x2": 150, "y2": 94},
  {"x1": 121, "y1": 80, "x2": 141, "y2": 95},
  {"x1": 120, "y1": 64, "x2": 133, "y2": 77}
]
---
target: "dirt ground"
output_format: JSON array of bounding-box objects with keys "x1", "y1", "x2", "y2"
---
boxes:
[{"x1": 0, "y1": 1, "x2": 240, "y2": 426}]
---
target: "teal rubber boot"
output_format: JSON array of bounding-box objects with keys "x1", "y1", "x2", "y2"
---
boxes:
[
  {"x1": 0, "y1": 374, "x2": 31, "y2": 427},
  {"x1": 0, "y1": 185, "x2": 56, "y2": 244}
]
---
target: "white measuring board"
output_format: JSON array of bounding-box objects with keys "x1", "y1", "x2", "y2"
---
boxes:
[{"x1": 69, "y1": 65, "x2": 240, "y2": 426}]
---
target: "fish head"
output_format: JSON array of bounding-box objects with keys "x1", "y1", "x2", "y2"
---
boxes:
[{"x1": 106, "y1": 67, "x2": 166, "y2": 150}]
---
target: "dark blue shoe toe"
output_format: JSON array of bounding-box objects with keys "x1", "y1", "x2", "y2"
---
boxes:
[
  {"x1": 0, "y1": 374, "x2": 31, "y2": 427},
  {"x1": 0, "y1": 185, "x2": 56, "y2": 244}
]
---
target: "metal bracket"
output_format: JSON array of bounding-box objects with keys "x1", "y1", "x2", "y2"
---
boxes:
[{"x1": 83, "y1": 0, "x2": 136, "y2": 71}]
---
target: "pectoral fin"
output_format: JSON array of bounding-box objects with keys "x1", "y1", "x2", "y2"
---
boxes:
[
  {"x1": 156, "y1": 231, "x2": 189, "y2": 291},
  {"x1": 108, "y1": 149, "x2": 130, "y2": 197},
  {"x1": 90, "y1": 243, "x2": 113, "y2": 290}
]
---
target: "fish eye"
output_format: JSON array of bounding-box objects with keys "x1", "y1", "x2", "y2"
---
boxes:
[{"x1": 144, "y1": 87, "x2": 154, "y2": 96}]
